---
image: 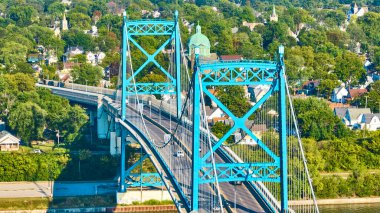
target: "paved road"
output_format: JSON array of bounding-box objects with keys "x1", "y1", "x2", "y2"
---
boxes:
[
  {"x1": 0, "y1": 181, "x2": 117, "y2": 198},
  {"x1": 126, "y1": 101, "x2": 265, "y2": 213}
]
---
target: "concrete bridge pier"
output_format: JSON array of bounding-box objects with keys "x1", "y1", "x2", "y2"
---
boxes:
[
  {"x1": 97, "y1": 104, "x2": 110, "y2": 139},
  {"x1": 110, "y1": 118, "x2": 122, "y2": 155}
]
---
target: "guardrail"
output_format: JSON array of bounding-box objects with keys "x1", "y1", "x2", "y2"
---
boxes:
[{"x1": 39, "y1": 80, "x2": 116, "y2": 98}]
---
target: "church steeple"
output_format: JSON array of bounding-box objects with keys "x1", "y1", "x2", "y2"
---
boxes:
[
  {"x1": 62, "y1": 13, "x2": 68, "y2": 31},
  {"x1": 270, "y1": 4, "x2": 278, "y2": 22}
]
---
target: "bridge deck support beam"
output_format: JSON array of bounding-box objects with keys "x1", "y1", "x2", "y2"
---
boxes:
[{"x1": 279, "y1": 45, "x2": 288, "y2": 213}]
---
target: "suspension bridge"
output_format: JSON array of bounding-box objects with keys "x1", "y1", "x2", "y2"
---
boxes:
[{"x1": 38, "y1": 11, "x2": 319, "y2": 213}]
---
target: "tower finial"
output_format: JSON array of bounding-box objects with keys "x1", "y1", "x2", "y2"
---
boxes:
[
  {"x1": 196, "y1": 21, "x2": 201, "y2": 33},
  {"x1": 272, "y1": 4, "x2": 276, "y2": 16}
]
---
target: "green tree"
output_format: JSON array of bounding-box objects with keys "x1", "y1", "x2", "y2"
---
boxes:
[
  {"x1": 8, "y1": 102, "x2": 47, "y2": 143},
  {"x1": 71, "y1": 64, "x2": 103, "y2": 86},
  {"x1": 0, "y1": 41, "x2": 28, "y2": 66},
  {"x1": 8, "y1": 6, "x2": 36, "y2": 27},
  {"x1": 67, "y1": 12, "x2": 91, "y2": 29},
  {"x1": 47, "y1": 2, "x2": 65, "y2": 18},
  {"x1": 334, "y1": 51, "x2": 366, "y2": 85},
  {"x1": 215, "y1": 86, "x2": 251, "y2": 118},
  {"x1": 78, "y1": 149, "x2": 92, "y2": 179}
]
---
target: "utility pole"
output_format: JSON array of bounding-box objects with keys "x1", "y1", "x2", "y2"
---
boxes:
[{"x1": 365, "y1": 96, "x2": 368, "y2": 108}]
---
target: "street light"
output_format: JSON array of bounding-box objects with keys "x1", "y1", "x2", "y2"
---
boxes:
[
  {"x1": 85, "y1": 80, "x2": 88, "y2": 92},
  {"x1": 56, "y1": 130, "x2": 60, "y2": 146}
]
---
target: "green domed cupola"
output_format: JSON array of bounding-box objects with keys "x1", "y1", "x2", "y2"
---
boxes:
[{"x1": 188, "y1": 23, "x2": 211, "y2": 57}]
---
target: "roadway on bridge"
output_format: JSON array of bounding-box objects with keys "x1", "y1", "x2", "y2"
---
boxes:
[{"x1": 126, "y1": 102, "x2": 265, "y2": 213}]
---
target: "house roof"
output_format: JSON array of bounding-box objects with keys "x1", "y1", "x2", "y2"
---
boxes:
[
  {"x1": 0, "y1": 131, "x2": 20, "y2": 144},
  {"x1": 334, "y1": 107, "x2": 349, "y2": 119},
  {"x1": 302, "y1": 80, "x2": 320, "y2": 88},
  {"x1": 349, "y1": 88, "x2": 367, "y2": 99},
  {"x1": 362, "y1": 113, "x2": 380, "y2": 124},
  {"x1": 220, "y1": 55, "x2": 243, "y2": 61},
  {"x1": 250, "y1": 124, "x2": 267, "y2": 132},
  {"x1": 333, "y1": 87, "x2": 348, "y2": 94},
  {"x1": 347, "y1": 108, "x2": 371, "y2": 120}
]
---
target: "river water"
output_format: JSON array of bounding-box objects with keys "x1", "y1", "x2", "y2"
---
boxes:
[{"x1": 318, "y1": 203, "x2": 380, "y2": 213}]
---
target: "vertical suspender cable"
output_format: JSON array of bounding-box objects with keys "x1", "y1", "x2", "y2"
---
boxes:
[{"x1": 284, "y1": 75, "x2": 319, "y2": 213}]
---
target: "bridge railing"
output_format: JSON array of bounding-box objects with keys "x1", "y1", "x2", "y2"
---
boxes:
[{"x1": 40, "y1": 80, "x2": 116, "y2": 97}]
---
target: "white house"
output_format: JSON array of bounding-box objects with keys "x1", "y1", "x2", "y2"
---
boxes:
[
  {"x1": 206, "y1": 107, "x2": 225, "y2": 121},
  {"x1": 0, "y1": 131, "x2": 20, "y2": 151},
  {"x1": 361, "y1": 113, "x2": 380, "y2": 131},
  {"x1": 66, "y1": 46, "x2": 84, "y2": 57},
  {"x1": 331, "y1": 87, "x2": 348, "y2": 103},
  {"x1": 153, "y1": 10, "x2": 161, "y2": 18},
  {"x1": 344, "y1": 108, "x2": 371, "y2": 129}
]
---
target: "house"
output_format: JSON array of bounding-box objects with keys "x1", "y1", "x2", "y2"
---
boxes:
[
  {"x1": 248, "y1": 85, "x2": 270, "y2": 103},
  {"x1": 334, "y1": 107, "x2": 350, "y2": 119},
  {"x1": 152, "y1": 10, "x2": 161, "y2": 18},
  {"x1": 62, "y1": 62, "x2": 79, "y2": 72},
  {"x1": 242, "y1": 21, "x2": 264, "y2": 31},
  {"x1": 219, "y1": 55, "x2": 243, "y2": 61},
  {"x1": 85, "y1": 26, "x2": 98, "y2": 37},
  {"x1": 361, "y1": 113, "x2": 380, "y2": 131},
  {"x1": 45, "y1": 54, "x2": 58, "y2": 65},
  {"x1": 206, "y1": 107, "x2": 225, "y2": 122},
  {"x1": 347, "y1": 88, "x2": 367, "y2": 101},
  {"x1": 61, "y1": 0, "x2": 72, "y2": 6},
  {"x1": 66, "y1": 46, "x2": 84, "y2": 58},
  {"x1": 348, "y1": 3, "x2": 369, "y2": 21},
  {"x1": 300, "y1": 80, "x2": 320, "y2": 96},
  {"x1": 331, "y1": 87, "x2": 348, "y2": 103},
  {"x1": 27, "y1": 53, "x2": 41, "y2": 63},
  {"x1": 344, "y1": 108, "x2": 371, "y2": 128},
  {"x1": 0, "y1": 130, "x2": 20, "y2": 151},
  {"x1": 87, "y1": 52, "x2": 106, "y2": 65},
  {"x1": 235, "y1": 124, "x2": 267, "y2": 145}
]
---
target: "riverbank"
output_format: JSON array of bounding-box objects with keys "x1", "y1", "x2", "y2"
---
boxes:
[{"x1": 289, "y1": 197, "x2": 380, "y2": 205}]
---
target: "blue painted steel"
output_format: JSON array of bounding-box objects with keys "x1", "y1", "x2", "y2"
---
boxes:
[
  {"x1": 125, "y1": 154, "x2": 150, "y2": 176},
  {"x1": 201, "y1": 81, "x2": 279, "y2": 162},
  {"x1": 124, "y1": 14, "x2": 181, "y2": 96},
  {"x1": 193, "y1": 48, "x2": 286, "y2": 212},
  {"x1": 126, "y1": 20, "x2": 175, "y2": 35},
  {"x1": 121, "y1": 13, "x2": 127, "y2": 121},
  {"x1": 191, "y1": 50, "x2": 201, "y2": 212},
  {"x1": 125, "y1": 82, "x2": 176, "y2": 95},
  {"x1": 175, "y1": 11, "x2": 181, "y2": 118},
  {"x1": 199, "y1": 163, "x2": 280, "y2": 184},
  {"x1": 126, "y1": 173, "x2": 163, "y2": 187},
  {"x1": 123, "y1": 119, "x2": 191, "y2": 211},
  {"x1": 120, "y1": 127, "x2": 126, "y2": 192},
  {"x1": 278, "y1": 45, "x2": 288, "y2": 213}
]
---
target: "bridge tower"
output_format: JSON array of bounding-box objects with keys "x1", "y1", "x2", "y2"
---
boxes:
[
  {"x1": 191, "y1": 46, "x2": 288, "y2": 212},
  {"x1": 119, "y1": 11, "x2": 182, "y2": 193}
]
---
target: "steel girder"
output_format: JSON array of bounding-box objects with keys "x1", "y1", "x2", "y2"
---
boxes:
[
  {"x1": 123, "y1": 13, "x2": 181, "y2": 99},
  {"x1": 192, "y1": 49, "x2": 288, "y2": 212}
]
